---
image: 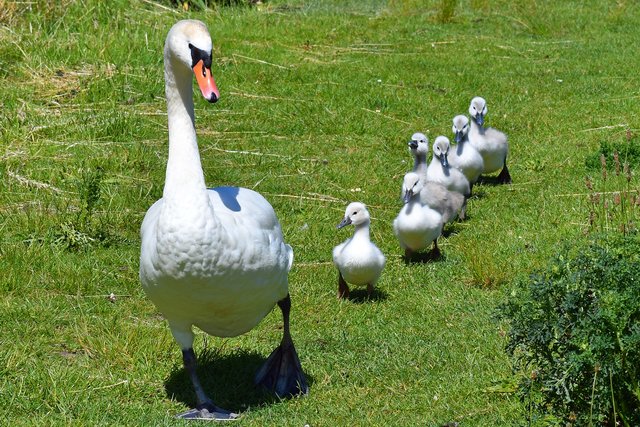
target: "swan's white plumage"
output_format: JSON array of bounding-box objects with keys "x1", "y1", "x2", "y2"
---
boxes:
[
  {"x1": 394, "y1": 173, "x2": 443, "y2": 252},
  {"x1": 332, "y1": 202, "x2": 385, "y2": 288},
  {"x1": 139, "y1": 20, "x2": 292, "y2": 348},
  {"x1": 468, "y1": 96, "x2": 509, "y2": 174},
  {"x1": 407, "y1": 132, "x2": 464, "y2": 223},
  {"x1": 426, "y1": 136, "x2": 471, "y2": 197},
  {"x1": 140, "y1": 187, "x2": 292, "y2": 341},
  {"x1": 449, "y1": 115, "x2": 484, "y2": 185}
]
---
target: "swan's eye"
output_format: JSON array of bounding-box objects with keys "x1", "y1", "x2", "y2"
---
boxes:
[{"x1": 189, "y1": 43, "x2": 213, "y2": 70}]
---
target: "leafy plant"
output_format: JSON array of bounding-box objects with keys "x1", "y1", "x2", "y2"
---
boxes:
[
  {"x1": 499, "y1": 234, "x2": 640, "y2": 426},
  {"x1": 51, "y1": 165, "x2": 107, "y2": 251},
  {"x1": 76, "y1": 165, "x2": 104, "y2": 225}
]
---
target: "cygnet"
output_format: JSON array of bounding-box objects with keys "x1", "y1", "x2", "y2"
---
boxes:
[
  {"x1": 332, "y1": 202, "x2": 386, "y2": 299},
  {"x1": 407, "y1": 133, "x2": 465, "y2": 223},
  {"x1": 468, "y1": 96, "x2": 511, "y2": 184},
  {"x1": 449, "y1": 114, "x2": 484, "y2": 191},
  {"x1": 393, "y1": 172, "x2": 444, "y2": 259}
]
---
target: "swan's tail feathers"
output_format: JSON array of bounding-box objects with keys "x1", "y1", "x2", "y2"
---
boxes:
[{"x1": 254, "y1": 294, "x2": 309, "y2": 397}]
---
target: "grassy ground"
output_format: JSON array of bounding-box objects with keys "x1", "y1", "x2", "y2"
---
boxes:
[{"x1": 1, "y1": 0, "x2": 640, "y2": 425}]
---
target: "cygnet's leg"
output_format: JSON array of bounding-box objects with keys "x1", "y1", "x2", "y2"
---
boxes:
[
  {"x1": 404, "y1": 247, "x2": 414, "y2": 260},
  {"x1": 497, "y1": 158, "x2": 512, "y2": 184},
  {"x1": 337, "y1": 272, "x2": 350, "y2": 299},
  {"x1": 431, "y1": 239, "x2": 442, "y2": 259},
  {"x1": 459, "y1": 197, "x2": 468, "y2": 221},
  {"x1": 366, "y1": 283, "x2": 374, "y2": 297},
  {"x1": 255, "y1": 294, "x2": 309, "y2": 397},
  {"x1": 177, "y1": 348, "x2": 239, "y2": 420}
]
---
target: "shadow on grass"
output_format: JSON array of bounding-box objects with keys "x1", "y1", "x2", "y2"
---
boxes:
[
  {"x1": 164, "y1": 346, "x2": 313, "y2": 415},
  {"x1": 402, "y1": 248, "x2": 445, "y2": 265},
  {"x1": 442, "y1": 224, "x2": 463, "y2": 238},
  {"x1": 348, "y1": 287, "x2": 388, "y2": 304},
  {"x1": 470, "y1": 189, "x2": 487, "y2": 200},
  {"x1": 477, "y1": 175, "x2": 511, "y2": 186}
]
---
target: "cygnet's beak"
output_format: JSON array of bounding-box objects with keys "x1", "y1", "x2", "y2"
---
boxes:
[
  {"x1": 408, "y1": 140, "x2": 418, "y2": 150},
  {"x1": 337, "y1": 217, "x2": 352, "y2": 229},
  {"x1": 440, "y1": 153, "x2": 449, "y2": 168},
  {"x1": 475, "y1": 112, "x2": 484, "y2": 127},
  {"x1": 454, "y1": 130, "x2": 463, "y2": 143},
  {"x1": 193, "y1": 59, "x2": 220, "y2": 103},
  {"x1": 403, "y1": 189, "x2": 413, "y2": 204}
]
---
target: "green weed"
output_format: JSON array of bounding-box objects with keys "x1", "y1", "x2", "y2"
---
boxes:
[{"x1": 499, "y1": 234, "x2": 640, "y2": 425}]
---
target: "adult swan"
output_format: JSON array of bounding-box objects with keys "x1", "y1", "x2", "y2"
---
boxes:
[{"x1": 139, "y1": 20, "x2": 308, "y2": 420}]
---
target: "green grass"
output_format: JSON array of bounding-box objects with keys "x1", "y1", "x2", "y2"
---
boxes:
[{"x1": 1, "y1": 0, "x2": 640, "y2": 425}]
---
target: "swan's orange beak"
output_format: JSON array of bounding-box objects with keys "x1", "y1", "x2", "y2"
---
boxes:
[{"x1": 193, "y1": 59, "x2": 219, "y2": 103}]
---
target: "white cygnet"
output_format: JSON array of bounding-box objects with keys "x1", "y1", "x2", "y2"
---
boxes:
[
  {"x1": 426, "y1": 136, "x2": 471, "y2": 198},
  {"x1": 407, "y1": 132, "x2": 465, "y2": 222},
  {"x1": 332, "y1": 202, "x2": 386, "y2": 299},
  {"x1": 468, "y1": 96, "x2": 511, "y2": 184},
  {"x1": 393, "y1": 172, "x2": 444, "y2": 260},
  {"x1": 449, "y1": 114, "x2": 484, "y2": 191}
]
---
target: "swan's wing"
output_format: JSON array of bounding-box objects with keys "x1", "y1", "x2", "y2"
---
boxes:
[
  {"x1": 140, "y1": 198, "x2": 163, "y2": 281},
  {"x1": 485, "y1": 127, "x2": 508, "y2": 146},
  {"x1": 332, "y1": 240, "x2": 348, "y2": 265},
  {"x1": 208, "y1": 186, "x2": 294, "y2": 273}
]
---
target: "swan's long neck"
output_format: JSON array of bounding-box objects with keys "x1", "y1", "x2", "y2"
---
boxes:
[
  {"x1": 413, "y1": 153, "x2": 428, "y2": 183},
  {"x1": 162, "y1": 56, "x2": 209, "y2": 206},
  {"x1": 456, "y1": 134, "x2": 468, "y2": 155},
  {"x1": 470, "y1": 119, "x2": 485, "y2": 138},
  {"x1": 352, "y1": 222, "x2": 371, "y2": 242}
]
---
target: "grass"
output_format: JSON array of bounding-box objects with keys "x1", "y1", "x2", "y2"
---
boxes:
[{"x1": 1, "y1": 0, "x2": 640, "y2": 425}]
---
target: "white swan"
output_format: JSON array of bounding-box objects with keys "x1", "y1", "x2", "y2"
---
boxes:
[
  {"x1": 139, "y1": 20, "x2": 307, "y2": 420},
  {"x1": 407, "y1": 132, "x2": 465, "y2": 223},
  {"x1": 468, "y1": 96, "x2": 511, "y2": 184},
  {"x1": 449, "y1": 115, "x2": 484, "y2": 190},
  {"x1": 393, "y1": 172, "x2": 444, "y2": 259},
  {"x1": 332, "y1": 202, "x2": 386, "y2": 299}
]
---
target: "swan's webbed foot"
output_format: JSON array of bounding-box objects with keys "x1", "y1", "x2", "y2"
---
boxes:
[
  {"x1": 178, "y1": 348, "x2": 239, "y2": 420},
  {"x1": 497, "y1": 162, "x2": 512, "y2": 184},
  {"x1": 255, "y1": 295, "x2": 309, "y2": 397},
  {"x1": 177, "y1": 402, "x2": 239, "y2": 420}
]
